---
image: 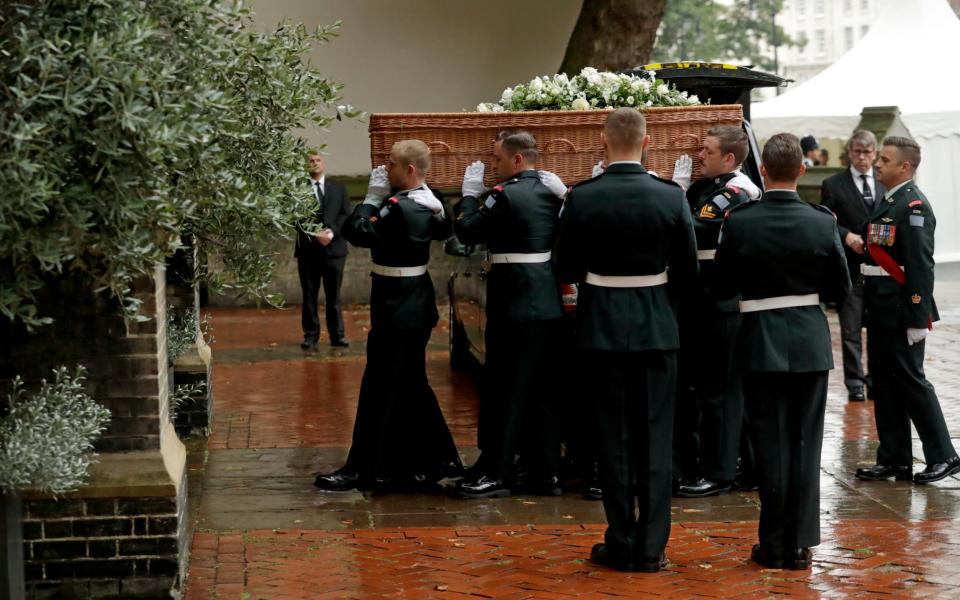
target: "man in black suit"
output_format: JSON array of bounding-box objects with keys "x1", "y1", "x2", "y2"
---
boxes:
[
  {"x1": 556, "y1": 108, "x2": 700, "y2": 573},
  {"x1": 820, "y1": 130, "x2": 885, "y2": 401},
  {"x1": 297, "y1": 153, "x2": 351, "y2": 349},
  {"x1": 713, "y1": 133, "x2": 850, "y2": 570}
]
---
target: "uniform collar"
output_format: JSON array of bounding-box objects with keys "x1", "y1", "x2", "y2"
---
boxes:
[
  {"x1": 762, "y1": 189, "x2": 802, "y2": 202},
  {"x1": 604, "y1": 161, "x2": 647, "y2": 174},
  {"x1": 884, "y1": 179, "x2": 912, "y2": 200}
]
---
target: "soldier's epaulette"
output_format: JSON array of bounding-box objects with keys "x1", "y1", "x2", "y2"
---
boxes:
[
  {"x1": 501, "y1": 177, "x2": 522, "y2": 187},
  {"x1": 570, "y1": 175, "x2": 602, "y2": 191},
  {"x1": 649, "y1": 173, "x2": 682, "y2": 188},
  {"x1": 811, "y1": 203, "x2": 837, "y2": 219},
  {"x1": 722, "y1": 198, "x2": 759, "y2": 218}
]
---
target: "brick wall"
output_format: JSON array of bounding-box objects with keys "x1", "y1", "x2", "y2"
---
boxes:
[{"x1": 1, "y1": 267, "x2": 189, "y2": 599}]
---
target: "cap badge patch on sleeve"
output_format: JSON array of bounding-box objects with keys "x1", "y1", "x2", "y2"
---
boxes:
[{"x1": 912, "y1": 294, "x2": 922, "y2": 304}]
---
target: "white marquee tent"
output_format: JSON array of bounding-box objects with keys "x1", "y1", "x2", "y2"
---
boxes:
[{"x1": 751, "y1": 0, "x2": 960, "y2": 261}]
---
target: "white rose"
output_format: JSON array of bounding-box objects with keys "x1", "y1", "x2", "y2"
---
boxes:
[
  {"x1": 689, "y1": 94, "x2": 700, "y2": 104},
  {"x1": 477, "y1": 103, "x2": 491, "y2": 112},
  {"x1": 571, "y1": 97, "x2": 590, "y2": 111},
  {"x1": 492, "y1": 105, "x2": 504, "y2": 112},
  {"x1": 626, "y1": 96, "x2": 635, "y2": 105},
  {"x1": 530, "y1": 77, "x2": 543, "y2": 91},
  {"x1": 501, "y1": 88, "x2": 514, "y2": 102},
  {"x1": 657, "y1": 84, "x2": 670, "y2": 96}
]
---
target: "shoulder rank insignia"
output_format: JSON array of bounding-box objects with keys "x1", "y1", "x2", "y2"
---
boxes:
[
  {"x1": 867, "y1": 223, "x2": 896, "y2": 246},
  {"x1": 908, "y1": 199, "x2": 923, "y2": 208},
  {"x1": 699, "y1": 204, "x2": 718, "y2": 219},
  {"x1": 912, "y1": 294, "x2": 922, "y2": 304}
]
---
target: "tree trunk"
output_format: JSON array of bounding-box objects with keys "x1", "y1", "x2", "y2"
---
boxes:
[{"x1": 559, "y1": 0, "x2": 668, "y2": 75}]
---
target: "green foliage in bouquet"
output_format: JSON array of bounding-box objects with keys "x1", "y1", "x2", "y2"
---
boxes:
[
  {"x1": 477, "y1": 68, "x2": 700, "y2": 112},
  {"x1": 0, "y1": 0, "x2": 363, "y2": 328},
  {"x1": 0, "y1": 367, "x2": 111, "y2": 495}
]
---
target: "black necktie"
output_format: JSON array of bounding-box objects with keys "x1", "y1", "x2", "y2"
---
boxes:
[
  {"x1": 314, "y1": 181, "x2": 324, "y2": 202},
  {"x1": 860, "y1": 174, "x2": 873, "y2": 206}
]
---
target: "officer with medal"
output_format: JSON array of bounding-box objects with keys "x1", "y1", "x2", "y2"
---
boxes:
[
  {"x1": 453, "y1": 130, "x2": 568, "y2": 499},
  {"x1": 712, "y1": 133, "x2": 850, "y2": 570},
  {"x1": 556, "y1": 108, "x2": 699, "y2": 573},
  {"x1": 855, "y1": 136, "x2": 960, "y2": 484},
  {"x1": 314, "y1": 139, "x2": 462, "y2": 492},
  {"x1": 669, "y1": 125, "x2": 759, "y2": 498}
]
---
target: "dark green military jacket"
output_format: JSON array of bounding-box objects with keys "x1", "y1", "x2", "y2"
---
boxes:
[
  {"x1": 343, "y1": 186, "x2": 451, "y2": 331},
  {"x1": 555, "y1": 162, "x2": 699, "y2": 352},
  {"x1": 687, "y1": 173, "x2": 753, "y2": 314},
  {"x1": 712, "y1": 190, "x2": 851, "y2": 372},
  {"x1": 862, "y1": 180, "x2": 940, "y2": 330},
  {"x1": 454, "y1": 170, "x2": 563, "y2": 323}
]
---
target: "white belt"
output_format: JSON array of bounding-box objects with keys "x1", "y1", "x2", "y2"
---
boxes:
[
  {"x1": 739, "y1": 293, "x2": 820, "y2": 313},
  {"x1": 489, "y1": 251, "x2": 552, "y2": 264},
  {"x1": 697, "y1": 249, "x2": 717, "y2": 261},
  {"x1": 371, "y1": 264, "x2": 427, "y2": 277},
  {"x1": 861, "y1": 264, "x2": 903, "y2": 276},
  {"x1": 585, "y1": 271, "x2": 668, "y2": 288}
]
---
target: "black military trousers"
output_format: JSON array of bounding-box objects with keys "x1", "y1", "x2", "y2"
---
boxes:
[
  {"x1": 478, "y1": 319, "x2": 560, "y2": 480},
  {"x1": 673, "y1": 313, "x2": 743, "y2": 483},
  {"x1": 298, "y1": 254, "x2": 346, "y2": 343},
  {"x1": 867, "y1": 327, "x2": 957, "y2": 466},
  {"x1": 344, "y1": 326, "x2": 460, "y2": 481},
  {"x1": 743, "y1": 370, "x2": 827, "y2": 554},
  {"x1": 838, "y1": 277, "x2": 866, "y2": 390},
  {"x1": 587, "y1": 349, "x2": 676, "y2": 563}
]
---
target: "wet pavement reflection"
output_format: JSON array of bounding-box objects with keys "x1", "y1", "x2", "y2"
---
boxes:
[{"x1": 184, "y1": 305, "x2": 960, "y2": 599}]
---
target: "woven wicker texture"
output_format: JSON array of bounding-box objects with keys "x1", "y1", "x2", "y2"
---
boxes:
[{"x1": 369, "y1": 105, "x2": 743, "y2": 189}]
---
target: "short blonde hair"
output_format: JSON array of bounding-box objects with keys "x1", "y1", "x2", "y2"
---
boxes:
[
  {"x1": 391, "y1": 140, "x2": 431, "y2": 174},
  {"x1": 604, "y1": 108, "x2": 646, "y2": 152}
]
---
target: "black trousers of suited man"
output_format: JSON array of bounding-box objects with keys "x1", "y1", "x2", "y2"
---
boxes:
[
  {"x1": 298, "y1": 254, "x2": 346, "y2": 344},
  {"x1": 743, "y1": 370, "x2": 827, "y2": 554}
]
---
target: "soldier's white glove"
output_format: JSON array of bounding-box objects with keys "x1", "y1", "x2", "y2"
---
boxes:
[
  {"x1": 538, "y1": 170, "x2": 567, "y2": 199},
  {"x1": 907, "y1": 328, "x2": 929, "y2": 346},
  {"x1": 727, "y1": 170, "x2": 762, "y2": 200},
  {"x1": 409, "y1": 186, "x2": 444, "y2": 217},
  {"x1": 672, "y1": 154, "x2": 693, "y2": 191},
  {"x1": 462, "y1": 161, "x2": 485, "y2": 198},
  {"x1": 591, "y1": 160, "x2": 605, "y2": 178},
  {"x1": 364, "y1": 165, "x2": 390, "y2": 206}
]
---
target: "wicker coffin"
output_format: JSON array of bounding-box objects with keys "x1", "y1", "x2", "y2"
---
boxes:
[{"x1": 368, "y1": 105, "x2": 743, "y2": 189}]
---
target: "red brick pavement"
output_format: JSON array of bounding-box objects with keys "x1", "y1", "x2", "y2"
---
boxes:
[{"x1": 183, "y1": 520, "x2": 960, "y2": 599}]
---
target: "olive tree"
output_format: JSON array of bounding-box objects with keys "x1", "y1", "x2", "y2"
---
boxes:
[{"x1": 0, "y1": 0, "x2": 361, "y2": 327}]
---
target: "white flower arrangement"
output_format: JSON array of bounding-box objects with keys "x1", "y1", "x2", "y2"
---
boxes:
[{"x1": 477, "y1": 67, "x2": 700, "y2": 112}]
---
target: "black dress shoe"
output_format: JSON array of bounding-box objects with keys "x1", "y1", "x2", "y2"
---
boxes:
[
  {"x1": 675, "y1": 478, "x2": 732, "y2": 498},
  {"x1": 584, "y1": 480, "x2": 602, "y2": 501},
  {"x1": 314, "y1": 468, "x2": 360, "y2": 491},
  {"x1": 330, "y1": 338, "x2": 350, "y2": 347},
  {"x1": 590, "y1": 543, "x2": 636, "y2": 572},
  {"x1": 786, "y1": 547, "x2": 812, "y2": 570},
  {"x1": 913, "y1": 456, "x2": 960, "y2": 484},
  {"x1": 300, "y1": 339, "x2": 318, "y2": 350},
  {"x1": 848, "y1": 386, "x2": 866, "y2": 401},
  {"x1": 750, "y1": 544, "x2": 785, "y2": 569},
  {"x1": 515, "y1": 474, "x2": 562, "y2": 496},
  {"x1": 733, "y1": 472, "x2": 759, "y2": 491},
  {"x1": 855, "y1": 464, "x2": 912, "y2": 481},
  {"x1": 635, "y1": 552, "x2": 669, "y2": 573},
  {"x1": 456, "y1": 475, "x2": 511, "y2": 499}
]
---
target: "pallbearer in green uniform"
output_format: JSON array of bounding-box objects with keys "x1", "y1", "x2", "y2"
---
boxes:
[
  {"x1": 453, "y1": 130, "x2": 567, "y2": 499},
  {"x1": 855, "y1": 136, "x2": 960, "y2": 484},
  {"x1": 313, "y1": 140, "x2": 462, "y2": 492},
  {"x1": 671, "y1": 125, "x2": 758, "y2": 498},
  {"x1": 556, "y1": 108, "x2": 699, "y2": 572},
  {"x1": 713, "y1": 133, "x2": 850, "y2": 570}
]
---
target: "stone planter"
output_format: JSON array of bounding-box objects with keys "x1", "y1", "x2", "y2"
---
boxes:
[{"x1": 1, "y1": 492, "x2": 25, "y2": 600}]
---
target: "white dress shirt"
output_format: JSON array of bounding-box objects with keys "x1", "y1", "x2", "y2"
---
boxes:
[{"x1": 850, "y1": 166, "x2": 876, "y2": 200}]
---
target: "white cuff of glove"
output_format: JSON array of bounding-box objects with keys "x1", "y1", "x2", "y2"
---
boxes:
[
  {"x1": 907, "y1": 328, "x2": 929, "y2": 346},
  {"x1": 363, "y1": 194, "x2": 385, "y2": 206}
]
